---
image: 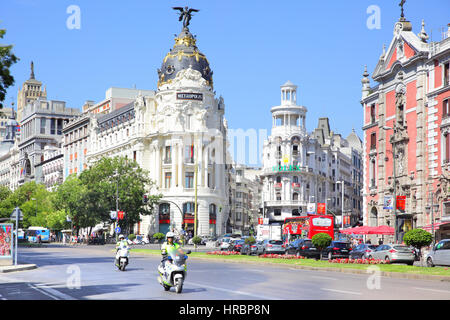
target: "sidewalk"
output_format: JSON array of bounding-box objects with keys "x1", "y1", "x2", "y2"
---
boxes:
[{"x1": 0, "y1": 264, "x2": 37, "y2": 273}]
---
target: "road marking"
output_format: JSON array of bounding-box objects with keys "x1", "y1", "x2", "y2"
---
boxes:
[
  {"x1": 188, "y1": 281, "x2": 277, "y2": 300},
  {"x1": 414, "y1": 287, "x2": 450, "y2": 294},
  {"x1": 312, "y1": 276, "x2": 338, "y2": 281},
  {"x1": 28, "y1": 283, "x2": 76, "y2": 300},
  {"x1": 28, "y1": 284, "x2": 59, "y2": 300},
  {"x1": 321, "y1": 288, "x2": 362, "y2": 295},
  {"x1": 0, "y1": 294, "x2": 6, "y2": 300}
]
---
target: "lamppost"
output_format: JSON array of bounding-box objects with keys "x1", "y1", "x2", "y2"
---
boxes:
[
  {"x1": 382, "y1": 125, "x2": 398, "y2": 244},
  {"x1": 112, "y1": 169, "x2": 119, "y2": 242},
  {"x1": 336, "y1": 181, "x2": 345, "y2": 230}
]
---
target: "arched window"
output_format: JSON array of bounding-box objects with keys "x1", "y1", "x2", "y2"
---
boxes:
[
  {"x1": 276, "y1": 193, "x2": 281, "y2": 201},
  {"x1": 292, "y1": 193, "x2": 299, "y2": 201},
  {"x1": 209, "y1": 204, "x2": 216, "y2": 220}
]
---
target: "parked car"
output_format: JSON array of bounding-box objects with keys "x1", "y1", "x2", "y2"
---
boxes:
[
  {"x1": 241, "y1": 240, "x2": 264, "y2": 256},
  {"x1": 426, "y1": 239, "x2": 450, "y2": 267},
  {"x1": 368, "y1": 244, "x2": 415, "y2": 265},
  {"x1": 350, "y1": 244, "x2": 379, "y2": 259},
  {"x1": 321, "y1": 241, "x2": 352, "y2": 260},
  {"x1": 261, "y1": 239, "x2": 285, "y2": 254},
  {"x1": 219, "y1": 237, "x2": 232, "y2": 250},
  {"x1": 285, "y1": 238, "x2": 320, "y2": 259},
  {"x1": 229, "y1": 239, "x2": 245, "y2": 252}
]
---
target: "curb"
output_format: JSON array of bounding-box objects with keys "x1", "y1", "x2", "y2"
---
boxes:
[{"x1": 0, "y1": 264, "x2": 37, "y2": 273}]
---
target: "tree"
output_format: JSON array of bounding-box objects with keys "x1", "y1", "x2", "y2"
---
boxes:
[
  {"x1": 0, "y1": 26, "x2": 19, "y2": 110},
  {"x1": 312, "y1": 233, "x2": 332, "y2": 258},
  {"x1": 403, "y1": 228, "x2": 432, "y2": 262},
  {"x1": 79, "y1": 156, "x2": 161, "y2": 234}
]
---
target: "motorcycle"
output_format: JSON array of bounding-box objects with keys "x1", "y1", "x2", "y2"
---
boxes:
[
  {"x1": 157, "y1": 250, "x2": 191, "y2": 293},
  {"x1": 116, "y1": 247, "x2": 130, "y2": 271}
]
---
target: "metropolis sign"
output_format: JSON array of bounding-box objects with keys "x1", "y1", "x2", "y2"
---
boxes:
[{"x1": 176, "y1": 92, "x2": 203, "y2": 101}]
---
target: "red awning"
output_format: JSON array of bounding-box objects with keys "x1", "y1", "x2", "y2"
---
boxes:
[
  {"x1": 421, "y1": 222, "x2": 450, "y2": 232},
  {"x1": 368, "y1": 225, "x2": 394, "y2": 235},
  {"x1": 340, "y1": 226, "x2": 372, "y2": 235}
]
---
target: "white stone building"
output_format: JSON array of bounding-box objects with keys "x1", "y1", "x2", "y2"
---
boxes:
[
  {"x1": 87, "y1": 25, "x2": 229, "y2": 237},
  {"x1": 260, "y1": 82, "x2": 363, "y2": 229}
]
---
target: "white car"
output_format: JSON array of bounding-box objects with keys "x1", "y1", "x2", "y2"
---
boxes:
[{"x1": 219, "y1": 237, "x2": 232, "y2": 250}]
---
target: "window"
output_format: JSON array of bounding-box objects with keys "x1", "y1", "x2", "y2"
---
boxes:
[
  {"x1": 444, "y1": 133, "x2": 450, "y2": 164},
  {"x1": 292, "y1": 193, "x2": 299, "y2": 200},
  {"x1": 276, "y1": 193, "x2": 281, "y2": 201},
  {"x1": 185, "y1": 172, "x2": 194, "y2": 188},
  {"x1": 370, "y1": 132, "x2": 376, "y2": 150},
  {"x1": 183, "y1": 202, "x2": 195, "y2": 215},
  {"x1": 370, "y1": 104, "x2": 376, "y2": 123},
  {"x1": 133, "y1": 150, "x2": 137, "y2": 161},
  {"x1": 274, "y1": 209, "x2": 281, "y2": 216},
  {"x1": 40, "y1": 118, "x2": 46, "y2": 134},
  {"x1": 50, "y1": 119, "x2": 56, "y2": 135},
  {"x1": 165, "y1": 172, "x2": 172, "y2": 188},
  {"x1": 185, "y1": 145, "x2": 194, "y2": 163},
  {"x1": 445, "y1": 62, "x2": 449, "y2": 87},
  {"x1": 164, "y1": 146, "x2": 172, "y2": 164},
  {"x1": 444, "y1": 99, "x2": 450, "y2": 118}
]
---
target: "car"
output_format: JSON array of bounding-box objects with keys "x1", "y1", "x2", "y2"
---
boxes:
[
  {"x1": 321, "y1": 241, "x2": 352, "y2": 260},
  {"x1": 219, "y1": 237, "x2": 232, "y2": 250},
  {"x1": 285, "y1": 238, "x2": 320, "y2": 259},
  {"x1": 350, "y1": 244, "x2": 379, "y2": 259},
  {"x1": 426, "y1": 239, "x2": 450, "y2": 267},
  {"x1": 261, "y1": 239, "x2": 285, "y2": 255},
  {"x1": 229, "y1": 239, "x2": 245, "y2": 252},
  {"x1": 240, "y1": 240, "x2": 262, "y2": 255},
  {"x1": 368, "y1": 244, "x2": 415, "y2": 265}
]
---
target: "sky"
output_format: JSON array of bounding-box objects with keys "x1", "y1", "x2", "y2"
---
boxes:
[{"x1": 2, "y1": 0, "x2": 450, "y2": 165}]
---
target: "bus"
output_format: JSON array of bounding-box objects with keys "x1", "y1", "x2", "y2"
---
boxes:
[
  {"x1": 282, "y1": 215, "x2": 334, "y2": 244},
  {"x1": 26, "y1": 227, "x2": 50, "y2": 243}
]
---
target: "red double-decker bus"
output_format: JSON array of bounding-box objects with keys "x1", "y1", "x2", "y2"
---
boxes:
[{"x1": 282, "y1": 215, "x2": 334, "y2": 244}]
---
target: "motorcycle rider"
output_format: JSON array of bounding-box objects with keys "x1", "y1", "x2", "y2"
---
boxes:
[
  {"x1": 115, "y1": 234, "x2": 128, "y2": 267},
  {"x1": 161, "y1": 232, "x2": 185, "y2": 269}
]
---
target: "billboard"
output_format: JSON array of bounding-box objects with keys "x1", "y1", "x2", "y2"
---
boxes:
[
  {"x1": 317, "y1": 203, "x2": 326, "y2": 215},
  {"x1": 0, "y1": 224, "x2": 13, "y2": 258}
]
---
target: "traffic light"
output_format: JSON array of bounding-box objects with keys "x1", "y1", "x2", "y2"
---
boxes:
[{"x1": 143, "y1": 194, "x2": 148, "y2": 204}]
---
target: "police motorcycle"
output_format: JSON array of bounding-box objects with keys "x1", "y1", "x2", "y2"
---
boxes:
[
  {"x1": 115, "y1": 235, "x2": 130, "y2": 271},
  {"x1": 157, "y1": 250, "x2": 191, "y2": 293}
]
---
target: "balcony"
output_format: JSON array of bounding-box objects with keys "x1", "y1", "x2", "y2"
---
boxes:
[
  {"x1": 274, "y1": 183, "x2": 282, "y2": 189},
  {"x1": 292, "y1": 183, "x2": 300, "y2": 189}
]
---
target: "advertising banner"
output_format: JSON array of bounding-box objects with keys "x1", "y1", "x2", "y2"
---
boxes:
[
  {"x1": 383, "y1": 196, "x2": 393, "y2": 210},
  {"x1": 317, "y1": 203, "x2": 326, "y2": 215},
  {"x1": 0, "y1": 224, "x2": 13, "y2": 259},
  {"x1": 307, "y1": 203, "x2": 316, "y2": 214},
  {"x1": 396, "y1": 196, "x2": 406, "y2": 211}
]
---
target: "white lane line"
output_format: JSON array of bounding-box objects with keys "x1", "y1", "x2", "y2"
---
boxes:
[
  {"x1": 321, "y1": 288, "x2": 362, "y2": 295},
  {"x1": 28, "y1": 283, "x2": 76, "y2": 300},
  {"x1": 0, "y1": 294, "x2": 6, "y2": 300},
  {"x1": 188, "y1": 281, "x2": 277, "y2": 300},
  {"x1": 312, "y1": 276, "x2": 338, "y2": 281},
  {"x1": 28, "y1": 284, "x2": 59, "y2": 300},
  {"x1": 414, "y1": 287, "x2": 450, "y2": 294}
]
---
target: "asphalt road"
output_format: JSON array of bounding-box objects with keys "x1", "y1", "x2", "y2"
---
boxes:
[{"x1": 1, "y1": 244, "x2": 449, "y2": 300}]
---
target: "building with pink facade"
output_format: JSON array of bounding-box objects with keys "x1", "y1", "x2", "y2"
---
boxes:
[{"x1": 361, "y1": 12, "x2": 450, "y2": 242}]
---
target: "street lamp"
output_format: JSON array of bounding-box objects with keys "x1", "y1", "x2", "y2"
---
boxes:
[
  {"x1": 382, "y1": 125, "x2": 398, "y2": 244},
  {"x1": 336, "y1": 181, "x2": 345, "y2": 229},
  {"x1": 112, "y1": 169, "x2": 120, "y2": 241}
]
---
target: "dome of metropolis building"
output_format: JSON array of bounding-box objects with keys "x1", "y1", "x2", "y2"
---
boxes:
[{"x1": 157, "y1": 27, "x2": 213, "y2": 89}]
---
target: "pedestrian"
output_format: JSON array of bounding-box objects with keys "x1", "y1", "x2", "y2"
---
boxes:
[{"x1": 366, "y1": 239, "x2": 371, "y2": 244}]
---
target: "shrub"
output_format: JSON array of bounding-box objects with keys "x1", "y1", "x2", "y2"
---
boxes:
[
  {"x1": 311, "y1": 233, "x2": 332, "y2": 251},
  {"x1": 152, "y1": 232, "x2": 165, "y2": 243},
  {"x1": 245, "y1": 236, "x2": 256, "y2": 245},
  {"x1": 192, "y1": 236, "x2": 202, "y2": 246},
  {"x1": 128, "y1": 234, "x2": 136, "y2": 241},
  {"x1": 403, "y1": 229, "x2": 432, "y2": 249}
]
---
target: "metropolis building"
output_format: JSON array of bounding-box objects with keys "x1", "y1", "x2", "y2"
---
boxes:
[{"x1": 87, "y1": 22, "x2": 229, "y2": 237}]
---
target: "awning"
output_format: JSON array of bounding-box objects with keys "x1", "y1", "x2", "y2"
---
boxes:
[
  {"x1": 421, "y1": 222, "x2": 450, "y2": 232},
  {"x1": 340, "y1": 226, "x2": 372, "y2": 235},
  {"x1": 341, "y1": 225, "x2": 394, "y2": 235}
]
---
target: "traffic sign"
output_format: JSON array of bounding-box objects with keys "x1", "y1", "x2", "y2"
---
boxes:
[
  {"x1": 110, "y1": 211, "x2": 117, "y2": 219},
  {"x1": 115, "y1": 227, "x2": 121, "y2": 233},
  {"x1": 10, "y1": 207, "x2": 23, "y2": 221}
]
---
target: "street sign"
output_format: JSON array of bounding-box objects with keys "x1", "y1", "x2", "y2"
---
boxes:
[
  {"x1": 115, "y1": 227, "x2": 121, "y2": 233},
  {"x1": 117, "y1": 211, "x2": 124, "y2": 220},
  {"x1": 10, "y1": 207, "x2": 23, "y2": 221},
  {"x1": 110, "y1": 211, "x2": 117, "y2": 219}
]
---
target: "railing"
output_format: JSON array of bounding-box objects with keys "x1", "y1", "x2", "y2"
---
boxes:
[
  {"x1": 274, "y1": 183, "x2": 282, "y2": 189},
  {"x1": 292, "y1": 183, "x2": 300, "y2": 188}
]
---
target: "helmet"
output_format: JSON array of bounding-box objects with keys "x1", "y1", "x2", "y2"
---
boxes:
[
  {"x1": 166, "y1": 232, "x2": 175, "y2": 239},
  {"x1": 119, "y1": 234, "x2": 125, "y2": 239}
]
